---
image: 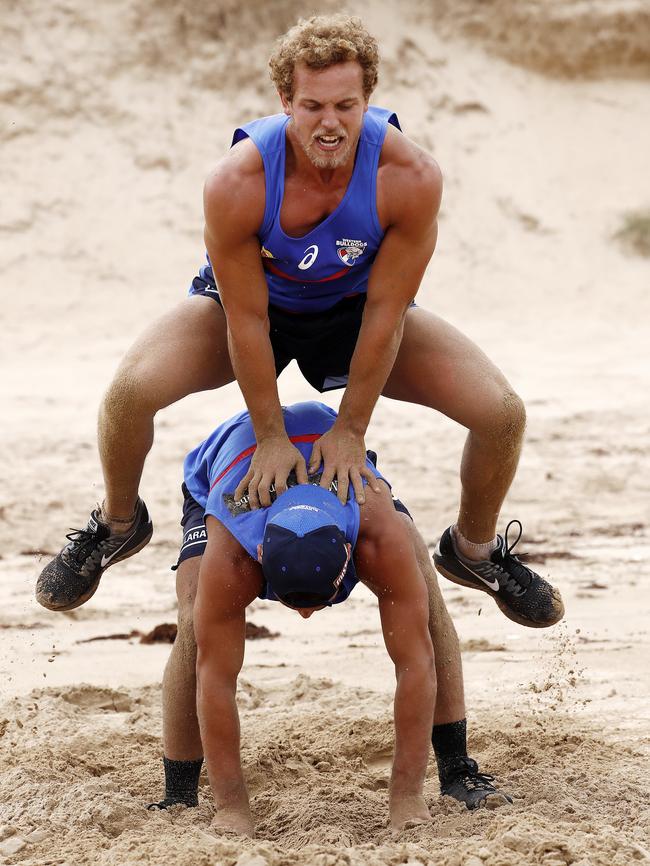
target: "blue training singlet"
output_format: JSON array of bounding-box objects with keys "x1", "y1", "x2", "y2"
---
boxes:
[
  {"x1": 228, "y1": 106, "x2": 401, "y2": 313},
  {"x1": 183, "y1": 401, "x2": 387, "y2": 604}
]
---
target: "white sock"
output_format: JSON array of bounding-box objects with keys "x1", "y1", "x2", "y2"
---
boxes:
[{"x1": 451, "y1": 525, "x2": 499, "y2": 562}]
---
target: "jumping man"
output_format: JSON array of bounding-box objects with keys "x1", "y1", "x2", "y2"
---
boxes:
[{"x1": 37, "y1": 14, "x2": 563, "y2": 631}]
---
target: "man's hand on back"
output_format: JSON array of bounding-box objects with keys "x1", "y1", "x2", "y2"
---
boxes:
[
  {"x1": 309, "y1": 425, "x2": 381, "y2": 505},
  {"x1": 235, "y1": 435, "x2": 308, "y2": 508}
]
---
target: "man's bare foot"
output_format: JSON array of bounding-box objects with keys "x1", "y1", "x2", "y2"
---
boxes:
[
  {"x1": 389, "y1": 792, "x2": 431, "y2": 830},
  {"x1": 211, "y1": 806, "x2": 254, "y2": 837}
]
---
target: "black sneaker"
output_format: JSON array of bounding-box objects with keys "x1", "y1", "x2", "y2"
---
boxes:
[
  {"x1": 433, "y1": 520, "x2": 564, "y2": 628},
  {"x1": 146, "y1": 795, "x2": 198, "y2": 811},
  {"x1": 440, "y1": 756, "x2": 513, "y2": 810},
  {"x1": 36, "y1": 499, "x2": 153, "y2": 611}
]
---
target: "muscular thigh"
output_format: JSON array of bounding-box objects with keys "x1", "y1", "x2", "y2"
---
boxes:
[
  {"x1": 115, "y1": 295, "x2": 235, "y2": 411},
  {"x1": 383, "y1": 306, "x2": 514, "y2": 431}
]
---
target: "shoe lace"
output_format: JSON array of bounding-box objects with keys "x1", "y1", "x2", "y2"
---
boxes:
[
  {"x1": 491, "y1": 519, "x2": 535, "y2": 595},
  {"x1": 448, "y1": 757, "x2": 496, "y2": 792},
  {"x1": 63, "y1": 526, "x2": 102, "y2": 566}
]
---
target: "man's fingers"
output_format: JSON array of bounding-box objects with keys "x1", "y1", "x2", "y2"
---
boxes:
[
  {"x1": 336, "y1": 471, "x2": 350, "y2": 506},
  {"x1": 274, "y1": 474, "x2": 288, "y2": 496},
  {"x1": 257, "y1": 474, "x2": 274, "y2": 508},
  {"x1": 247, "y1": 476, "x2": 261, "y2": 510},
  {"x1": 319, "y1": 465, "x2": 335, "y2": 494},
  {"x1": 235, "y1": 469, "x2": 254, "y2": 502},
  {"x1": 295, "y1": 454, "x2": 309, "y2": 485},
  {"x1": 308, "y1": 443, "x2": 321, "y2": 475},
  {"x1": 350, "y1": 469, "x2": 365, "y2": 505},
  {"x1": 360, "y1": 466, "x2": 382, "y2": 493}
]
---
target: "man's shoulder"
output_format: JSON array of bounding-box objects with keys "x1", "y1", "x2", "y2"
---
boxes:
[
  {"x1": 377, "y1": 125, "x2": 442, "y2": 228},
  {"x1": 203, "y1": 137, "x2": 265, "y2": 235},
  {"x1": 380, "y1": 125, "x2": 441, "y2": 191},
  {"x1": 355, "y1": 483, "x2": 401, "y2": 544},
  {"x1": 205, "y1": 137, "x2": 265, "y2": 200}
]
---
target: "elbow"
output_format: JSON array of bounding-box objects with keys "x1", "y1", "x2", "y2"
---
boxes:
[
  {"x1": 223, "y1": 306, "x2": 270, "y2": 338},
  {"x1": 364, "y1": 297, "x2": 410, "y2": 343}
]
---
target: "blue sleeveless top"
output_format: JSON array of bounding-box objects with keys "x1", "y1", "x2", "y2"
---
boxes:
[
  {"x1": 229, "y1": 106, "x2": 400, "y2": 313},
  {"x1": 183, "y1": 401, "x2": 387, "y2": 604}
]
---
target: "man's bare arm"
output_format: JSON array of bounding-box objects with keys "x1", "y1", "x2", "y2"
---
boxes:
[
  {"x1": 203, "y1": 143, "x2": 308, "y2": 508},
  {"x1": 355, "y1": 485, "x2": 436, "y2": 826},
  {"x1": 194, "y1": 518, "x2": 262, "y2": 835},
  {"x1": 313, "y1": 135, "x2": 442, "y2": 505}
]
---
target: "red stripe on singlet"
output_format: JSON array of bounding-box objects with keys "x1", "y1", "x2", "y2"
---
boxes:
[
  {"x1": 264, "y1": 260, "x2": 349, "y2": 284},
  {"x1": 209, "y1": 433, "x2": 322, "y2": 492}
]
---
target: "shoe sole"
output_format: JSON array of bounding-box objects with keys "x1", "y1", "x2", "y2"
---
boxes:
[
  {"x1": 434, "y1": 561, "x2": 565, "y2": 629},
  {"x1": 477, "y1": 792, "x2": 513, "y2": 810},
  {"x1": 36, "y1": 528, "x2": 153, "y2": 612}
]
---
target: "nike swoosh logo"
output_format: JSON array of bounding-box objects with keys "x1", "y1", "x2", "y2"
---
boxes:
[
  {"x1": 101, "y1": 535, "x2": 134, "y2": 568},
  {"x1": 435, "y1": 539, "x2": 501, "y2": 591},
  {"x1": 455, "y1": 557, "x2": 500, "y2": 591}
]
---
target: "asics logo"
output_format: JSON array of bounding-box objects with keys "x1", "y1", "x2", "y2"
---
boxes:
[{"x1": 298, "y1": 244, "x2": 319, "y2": 270}]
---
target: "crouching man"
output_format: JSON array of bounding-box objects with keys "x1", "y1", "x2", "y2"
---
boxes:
[{"x1": 151, "y1": 401, "x2": 512, "y2": 835}]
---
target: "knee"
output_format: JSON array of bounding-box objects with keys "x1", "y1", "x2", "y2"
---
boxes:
[
  {"x1": 101, "y1": 360, "x2": 156, "y2": 420},
  {"x1": 502, "y1": 390, "x2": 527, "y2": 440},
  {"x1": 481, "y1": 390, "x2": 526, "y2": 448}
]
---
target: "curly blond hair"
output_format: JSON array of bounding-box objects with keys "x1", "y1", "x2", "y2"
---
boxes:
[{"x1": 269, "y1": 14, "x2": 379, "y2": 101}]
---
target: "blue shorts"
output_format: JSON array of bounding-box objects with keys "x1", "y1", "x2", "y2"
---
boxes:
[
  {"x1": 174, "y1": 460, "x2": 412, "y2": 570},
  {"x1": 189, "y1": 264, "x2": 415, "y2": 393}
]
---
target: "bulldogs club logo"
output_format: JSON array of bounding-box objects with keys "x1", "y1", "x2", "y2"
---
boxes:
[{"x1": 336, "y1": 237, "x2": 367, "y2": 267}]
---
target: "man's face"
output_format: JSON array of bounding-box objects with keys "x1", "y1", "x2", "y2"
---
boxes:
[{"x1": 281, "y1": 61, "x2": 368, "y2": 170}]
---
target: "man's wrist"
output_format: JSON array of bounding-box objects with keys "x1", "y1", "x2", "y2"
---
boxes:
[
  {"x1": 331, "y1": 413, "x2": 368, "y2": 438},
  {"x1": 249, "y1": 408, "x2": 287, "y2": 440},
  {"x1": 255, "y1": 427, "x2": 290, "y2": 443}
]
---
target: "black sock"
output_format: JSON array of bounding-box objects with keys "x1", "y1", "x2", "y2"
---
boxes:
[
  {"x1": 431, "y1": 719, "x2": 467, "y2": 781},
  {"x1": 162, "y1": 757, "x2": 203, "y2": 806}
]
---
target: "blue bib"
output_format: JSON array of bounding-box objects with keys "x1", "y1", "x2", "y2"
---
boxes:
[
  {"x1": 229, "y1": 106, "x2": 400, "y2": 313},
  {"x1": 183, "y1": 401, "x2": 387, "y2": 604}
]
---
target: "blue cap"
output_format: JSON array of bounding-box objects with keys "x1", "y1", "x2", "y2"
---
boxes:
[{"x1": 261, "y1": 485, "x2": 355, "y2": 607}]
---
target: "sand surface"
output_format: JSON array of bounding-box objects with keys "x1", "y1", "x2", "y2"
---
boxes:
[{"x1": 1, "y1": 1, "x2": 650, "y2": 864}]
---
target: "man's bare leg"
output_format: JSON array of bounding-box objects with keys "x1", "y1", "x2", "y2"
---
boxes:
[
  {"x1": 36, "y1": 295, "x2": 236, "y2": 612},
  {"x1": 385, "y1": 308, "x2": 564, "y2": 630},
  {"x1": 99, "y1": 296, "x2": 234, "y2": 525},
  {"x1": 400, "y1": 515, "x2": 465, "y2": 724},
  {"x1": 401, "y1": 514, "x2": 512, "y2": 809},
  {"x1": 384, "y1": 308, "x2": 526, "y2": 545},
  {"x1": 162, "y1": 558, "x2": 202, "y2": 759},
  {"x1": 149, "y1": 556, "x2": 203, "y2": 809}
]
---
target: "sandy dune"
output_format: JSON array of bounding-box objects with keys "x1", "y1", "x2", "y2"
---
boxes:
[{"x1": 1, "y1": 1, "x2": 649, "y2": 864}]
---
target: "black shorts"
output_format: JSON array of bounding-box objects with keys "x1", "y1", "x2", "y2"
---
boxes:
[
  {"x1": 189, "y1": 264, "x2": 365, "y2": 393},
  {"x1": 174, "y1": 472, "x2": 413, "y2": 570}
]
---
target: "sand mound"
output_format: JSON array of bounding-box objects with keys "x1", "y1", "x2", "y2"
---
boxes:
[
  {"x1": 429, "y1": 0, "x2": 650, "y2": 78},
  {"x1": 1, "y1": 677, "x2": 648, "y2": 865},
  {"x1": 3, "y1": 0, "x2": 648, "y2": 148}
]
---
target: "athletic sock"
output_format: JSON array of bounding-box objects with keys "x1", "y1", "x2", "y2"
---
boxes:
[
  {"x1": 162, "y1": 757, "x2": 203, "y2": 806},
  {"x1": 100, "y1": 499, "x2": 139, "y2": 532},
  {"x1": 431, "y1": 718, "x2": 468, "y2": 781},
  {"x1": 451, "y1": 525, "x2": 498, "y2": 562}
]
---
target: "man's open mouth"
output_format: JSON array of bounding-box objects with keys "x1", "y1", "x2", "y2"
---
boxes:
[{"x1": 314, "y1": 135, "x2": 344, "y2": 150}]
